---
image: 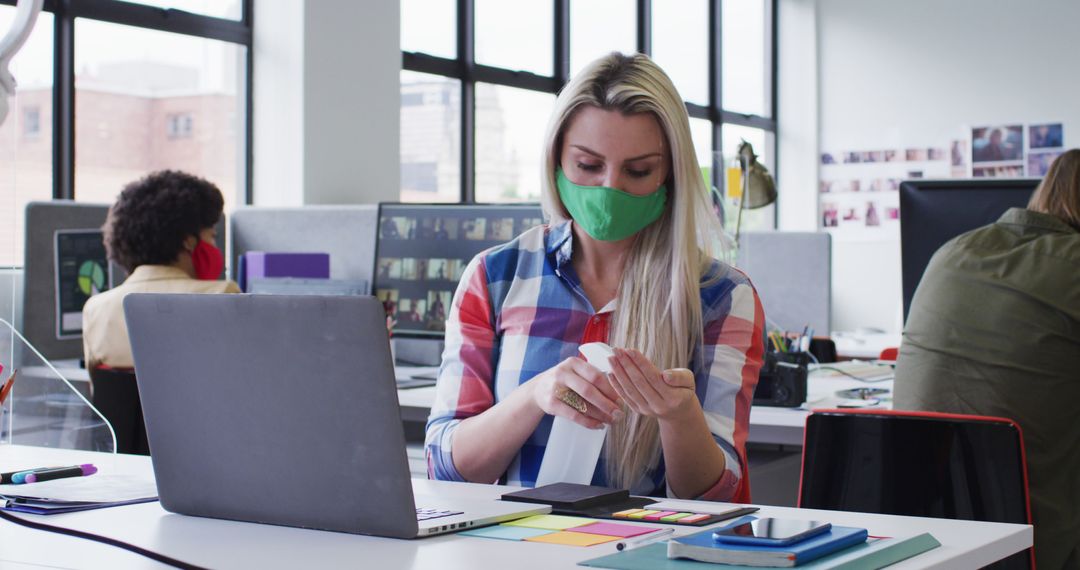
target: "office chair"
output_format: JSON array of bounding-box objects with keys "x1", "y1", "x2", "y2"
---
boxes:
[
  {"x1": 799, "y1": 409, "x2": 1033, "y2": 569},
  {"x1": 88, "y1": 367, "x2": 149, "y2": 455}
]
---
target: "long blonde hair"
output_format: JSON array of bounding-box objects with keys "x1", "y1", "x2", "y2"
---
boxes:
[
  {"x1": 540, "y1": 53, "x2": 725, "y2": 489},
  {"x1": 1029, "y1": 148, "x2": 1080, "y2": 231}
]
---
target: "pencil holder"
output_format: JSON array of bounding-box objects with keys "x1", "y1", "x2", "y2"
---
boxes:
[{"x1": 753, "y1": 351, "x2": 809, "y2": 407}]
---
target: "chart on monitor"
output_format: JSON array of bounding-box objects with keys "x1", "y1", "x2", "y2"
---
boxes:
[{"x1": 54, "y1": 229, "x2": 112, "y2": 339}]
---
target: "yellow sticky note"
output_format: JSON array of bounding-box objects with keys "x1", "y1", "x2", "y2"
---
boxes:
[
  {"x1": 503, "y1": 515, "x2": 596, "y2": 531},
  {"x1": 524, "y1": 531, "x2": 619, "y2": 547},
  {"x1": 726, "y1": 167, "x2": 743, "y2": 199},
  {"x1": 625, "y1": 510, "x2": 658, "y2": 520}
]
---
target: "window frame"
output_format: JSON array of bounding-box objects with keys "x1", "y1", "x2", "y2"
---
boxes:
[
  {"x1": 0, "y1": 0, "x2": 254, "y2": 204},
  {"x1": 402, "y1": 0, "x2": 778, "y2": 223}
]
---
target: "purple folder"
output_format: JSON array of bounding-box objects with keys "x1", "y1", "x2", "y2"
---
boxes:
[{"x1": 241, "y1": 252, "x2": 330, "y2": 291}]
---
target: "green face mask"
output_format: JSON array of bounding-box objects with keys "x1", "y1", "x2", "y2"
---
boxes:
[{"x1": 556, "y1": 168, "x2": 668, "y2": 242}]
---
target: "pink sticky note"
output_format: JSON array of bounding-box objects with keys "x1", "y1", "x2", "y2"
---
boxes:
[
  {"x1": 570, "y1": 522, "x2": 659, "y2": 539},
  {"x1": 643, "y1": 511, "x2": 679, "y2": 521}
]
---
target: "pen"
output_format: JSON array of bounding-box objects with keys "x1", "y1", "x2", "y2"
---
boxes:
[
  {"x1": 0, "y1": 369, "x2": 16, "y2": 406},
  {"x1": 616, "y1": 527, "x2": 675, "y2": 551},
  {"x1": 24, "y1": 464, "x2": 97, "y2": 484}
]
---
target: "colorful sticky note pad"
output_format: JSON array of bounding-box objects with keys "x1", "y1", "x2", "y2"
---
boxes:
[
  {"x1": 612, "y1": 509, "x2": 644, "y2": 518},
  {"x1": 642, "y1": 511, "x2": 678, "y2": 521},
  {"x1": 459, "y1": 525, "x2": 555, "y2": 541},
  {"x1": 503, "y1": 515, "x2": 596, "y2": 531},
  {"x1": 660, "y1": 512, "x2": 692, "y2": 522},
  {"x1": 571, "y1": 521, "x2": 658, "y2": 538},
  {"x1": 625, "y1": 510, "x2": 659, "y2": 520},
  {"x1": 524, "y1": 531, "x2": 619, "y2": 547}
]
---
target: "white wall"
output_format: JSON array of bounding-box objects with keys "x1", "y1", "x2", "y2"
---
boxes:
[
  {"x1": 781, "y1": 0, "x2": 1080, "y2": 333},
  {"x1": 253, "y1": 0, "x2": 400, "y2": 206}
]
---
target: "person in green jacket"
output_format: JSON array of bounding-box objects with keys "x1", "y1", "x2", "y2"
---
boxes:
[{"x1": 895, "y1": 149, "x2": 1080, "y2": 569}]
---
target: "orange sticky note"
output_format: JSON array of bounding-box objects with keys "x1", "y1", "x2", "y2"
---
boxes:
[
  {"x1": 612, "y1": 509, "x2": 644, "y2": 518},
  {"x1": 524, "y1": 531, "x2": 619, "y2": 547}
]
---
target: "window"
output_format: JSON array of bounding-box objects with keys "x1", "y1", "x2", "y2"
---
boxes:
[
  {"x1": 22, "y1": 107, "x2": 41, "y2": 138},
  {"x1": 0, "y1": 8, "x2": 53, "y2": 267},
  {"x1": 166, "y1": 113, "x2": 194, "y2": 139},
  {"x1": 73, "y1": 18, "x2": 248, "y2": 212},
  {"x1": 401, "y1": 0, "x2": 777, "y2": 226}
]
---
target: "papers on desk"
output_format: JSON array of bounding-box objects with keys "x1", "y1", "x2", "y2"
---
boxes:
[
  {"x1": 810, "y1": 361, "x2": 895, "y2": 383},
  {"x1": 0, "y1": 474, "x2": 158, "y2": 515}
]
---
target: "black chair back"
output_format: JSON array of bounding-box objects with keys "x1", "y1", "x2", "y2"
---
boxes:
[{"x1": 88, "y1": 367, "x2": 149, "y2": 455}]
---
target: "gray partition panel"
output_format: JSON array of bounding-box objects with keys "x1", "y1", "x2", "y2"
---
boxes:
[
  {"x1": 230, "y1": 206, "x2": 378, "y2": 288},
  {"x1": 735, "y1": 231, "x2": 831, "y2": 334},
  {"x1": 23, "y1": 202, "x2": 112, "y2": 361}
]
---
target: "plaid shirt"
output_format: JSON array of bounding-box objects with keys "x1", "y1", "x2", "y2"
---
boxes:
[{"x1": 425, "y1": 221, "x2": 764, "y2": 502}]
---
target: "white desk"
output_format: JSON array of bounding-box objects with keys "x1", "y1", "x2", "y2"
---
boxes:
[
  {"x1": 396, "y1": 365, "x2": 896, "y2": 447},
  {"x1": 0, "y1": 445, "x2": 1030, "y2": 570}
]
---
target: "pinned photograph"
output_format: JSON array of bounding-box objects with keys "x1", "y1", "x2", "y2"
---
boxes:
[
  {"x1": 884, "y1": 150, "x2": 900, "y2": 163},
  {"x1": 1027, "y1": 150, "x2": 1064, "y2": 177},
  {"x1": 822, "y1": 203, "x2": 839, "y2": 228},
  {"x1": 905, "y1": 148, "x2": 928, "y2": 161},
  {"x1": 843, "y1": 151, "x2": 861, "y2": 164},
  {"x1": 865, "y1": 202, "x2": 881, "y2": 227},
  {"x1": 820, "y1": 153, "x2": 837, "y2": 165},
  {"x1": 1029, "y1": 123, "x2": 1063, "y2": 149},
  {"x1": 928, "y1": 147, "x2": 946, "y2": 161},
  {"x1": 972, "y1": 125, "x2": 1023, "y2": 163},
  {"x1": 973, "y1": 164, "x2": 1024, "y2": 178},
  {"x1": 819, "y1": 180, "x2": 835, "y2": 194}
]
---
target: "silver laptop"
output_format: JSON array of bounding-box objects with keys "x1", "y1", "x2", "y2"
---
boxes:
[{"x1": 124, "y1": 294, "x2": 548, "y2": 538}]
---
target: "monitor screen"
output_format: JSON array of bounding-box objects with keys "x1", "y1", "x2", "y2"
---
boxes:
[
  {"x1": 374, "y1": 204, "x2": 544, "y2": 337},
  {"x1": 899, "y1": 179, "x2": 1037, "y2": 321},
  {"x1": 54, "y1": 229, "x2": 113, "y2": 339}
]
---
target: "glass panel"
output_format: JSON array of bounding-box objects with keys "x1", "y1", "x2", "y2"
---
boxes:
[
  {"x1": 74, "y1": 20, "x2": 246, "y2": 216},
  {"x1": 569, "y1": 0, "x2": 636, "y2": 77},
  {"x1": 723, "y1": 0, "x2": 769, "y2": 117},
  {"x1": 0, "y1": 323, "x2": 117, "y2": 452},
  {"x1": 475, "y1": 0, "x2": 553, "y2": 76},
  {"x1": 652, "y1": 0, "x2": 708, "y2": 105},
  {"x1": 475, "y1": 84, "x2": 555, "y2": 203},
  {"x1": 402, "y1": 0, "x2": 456, "y2": 58},
  {"x1": 122, "y1": 0, "x2": 242, "y2": 21},
  {"x1": 722, "y1": 124, "x2": 775, "y2": 231},
  {"x1": 400, "y1": 71, "x2": 461, "y2": 203},
  {"x1": 0, "y1": 9, "x2": 53, "y2": 268}
]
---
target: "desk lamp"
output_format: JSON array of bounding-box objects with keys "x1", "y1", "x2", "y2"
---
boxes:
[{"x1": 731, "y1": 140, "x2": 777, "y2": 246}]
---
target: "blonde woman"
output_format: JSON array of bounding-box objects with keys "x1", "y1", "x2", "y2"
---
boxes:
[
  {"x1": 896, "y1": 149, "x2": 1080, "y2": 568},
  {"x1": 426, "y1": 53, "x2": 764, "y2": 502}
]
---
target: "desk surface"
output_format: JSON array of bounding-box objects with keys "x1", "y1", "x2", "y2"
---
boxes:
[
  {"x1": 0, "y1": 445, "x2": 1030, "y2": 570},
  {"x1": 396, "y1": 363, "x2": 896, "y2": 447}
]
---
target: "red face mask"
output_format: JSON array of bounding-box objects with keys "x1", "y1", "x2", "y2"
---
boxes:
[{"x1": 191, "y1": 240, "x2": 224, "y2": 280}]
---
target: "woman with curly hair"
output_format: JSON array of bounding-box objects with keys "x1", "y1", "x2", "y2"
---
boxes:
[{"x1": 83, "y1": 170, "x2": 239, "y2": 453}]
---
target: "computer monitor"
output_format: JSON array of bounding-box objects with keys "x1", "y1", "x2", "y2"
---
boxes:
[
  {"x1": 899, "y1": 179, "x2": 1038, "y2": 320},
  {"x1": 53, "y1": 229, "x2": 113, "y2": 339},
  {"x1": 373, "y1": 203, "x2": 544, "y2": 338}
]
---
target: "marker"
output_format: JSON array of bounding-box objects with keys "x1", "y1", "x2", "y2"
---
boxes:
[
  {"x1": 616, "y1": 527, "x2": 675, "y2": 551},
  {"x1": 23, "y1": 464, "x2": 97, "y2": 484},
  {"x1": 2, "y1": 465, "x2": 62, "y2": 485}
]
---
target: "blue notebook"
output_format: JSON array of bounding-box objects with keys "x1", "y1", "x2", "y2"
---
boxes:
[{"x1": 667, "y1": 525, "x2": 869, "y2": 567}]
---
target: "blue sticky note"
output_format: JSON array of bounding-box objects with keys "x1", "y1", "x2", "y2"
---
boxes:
[{"x1": 460, "y1": 525, "x2": 556, "y2": 541}]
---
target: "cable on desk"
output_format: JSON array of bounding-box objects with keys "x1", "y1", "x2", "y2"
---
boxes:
[
  {"x1": 811, "y1": 365, "x2": 890, "y2": 383},
  {"x1": 0, "y1": 508, "x2": 208, "y2": 570}
]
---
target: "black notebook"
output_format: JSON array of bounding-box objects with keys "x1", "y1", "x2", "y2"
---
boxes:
[{"x1": 501, "y1": 483, "x2": 757, "y2": 527}]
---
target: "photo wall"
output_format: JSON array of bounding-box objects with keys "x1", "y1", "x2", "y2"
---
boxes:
[{"x1": 819, "y1": 121, "x2": 1065, "y2": 242}]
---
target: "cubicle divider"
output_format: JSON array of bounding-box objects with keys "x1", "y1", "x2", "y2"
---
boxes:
[
  {"x1": 230, "y1": 205, "x2": 379, "y2": 288},
  {"x1": 736, "y1": 231, "x2": 832, "y2": 335}
]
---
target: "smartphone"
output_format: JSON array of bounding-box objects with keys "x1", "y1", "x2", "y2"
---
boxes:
[{"x1": 713, "y1": 518, "x2": 832, "y2": 546}]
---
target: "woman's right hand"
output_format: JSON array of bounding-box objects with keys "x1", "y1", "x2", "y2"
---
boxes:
[{"x1": 530, "y1": 357, "x2": 624, "y2": 429}]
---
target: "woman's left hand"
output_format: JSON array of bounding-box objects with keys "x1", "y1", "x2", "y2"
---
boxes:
[{"x1": 607, "y1": 348, "x2": 697, "y2": 421}]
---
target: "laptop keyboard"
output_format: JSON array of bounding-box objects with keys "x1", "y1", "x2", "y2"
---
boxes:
[{"x1": 416, "y1": 507, "x2": 463, "y2": 521}]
